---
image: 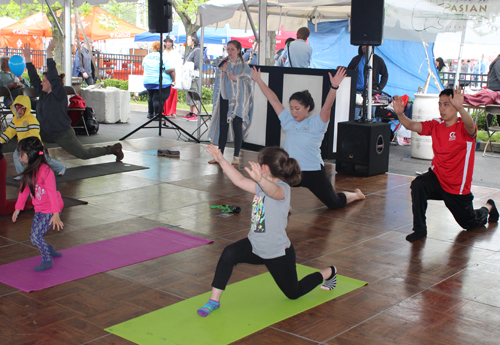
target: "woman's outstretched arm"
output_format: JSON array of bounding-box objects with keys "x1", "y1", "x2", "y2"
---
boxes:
[
  {"x1": 320, "y1": 67, "x2": 347, "y2": 123},
  {"x1": 251, "y1": 66, "x2": 285, "y2": 116}
]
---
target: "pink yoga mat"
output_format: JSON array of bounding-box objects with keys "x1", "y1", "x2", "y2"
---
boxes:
[{"x1": 0, "y1": 227, "x2": 213, "y2": 292}]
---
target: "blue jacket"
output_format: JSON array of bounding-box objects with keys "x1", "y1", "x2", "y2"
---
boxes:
[{"x1": 72, "y1": 47, "x2": 92, "y2": 78}]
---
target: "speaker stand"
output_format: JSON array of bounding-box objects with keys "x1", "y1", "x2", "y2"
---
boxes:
[{"x1": 119, "y1": 31, "x2": 200, "y2": 143}]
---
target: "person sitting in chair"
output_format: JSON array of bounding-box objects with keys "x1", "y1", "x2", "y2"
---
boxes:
[{"x1": 0, "y1": 56, "x2": 32, "y2": 107}]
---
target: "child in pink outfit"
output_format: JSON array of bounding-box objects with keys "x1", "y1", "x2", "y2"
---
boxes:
[{"x1": 12, "y1": 137, "x2": 64, "y2": 271}]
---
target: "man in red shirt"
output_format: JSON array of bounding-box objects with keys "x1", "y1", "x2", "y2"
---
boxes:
[{"x1": 393, "y1": 87, "x2": 498, "y2": 242}]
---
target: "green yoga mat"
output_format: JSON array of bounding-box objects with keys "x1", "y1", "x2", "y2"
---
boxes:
[{"x1": 107, "y1": 265, "x2": 367, "y2": 345}]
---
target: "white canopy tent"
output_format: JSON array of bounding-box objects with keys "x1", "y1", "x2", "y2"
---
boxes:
[{"x1": 0, "y1": 0, "x2": 137, "y2": 86}]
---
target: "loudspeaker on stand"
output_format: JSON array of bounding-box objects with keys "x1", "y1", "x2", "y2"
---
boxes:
[
  {"x1": 148, "y1": 0, "x2": 173, "y2": 33},
  {"x1": 350, "y1": 0, "x2": 385, "y2": 46}
]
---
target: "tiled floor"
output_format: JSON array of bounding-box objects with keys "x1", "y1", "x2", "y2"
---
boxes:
[{"x1": 1, "y1": 137, "x2": 500, "y2": 344}]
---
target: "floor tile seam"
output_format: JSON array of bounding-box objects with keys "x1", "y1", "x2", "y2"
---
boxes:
[
  {"x1": 266, "y1": 326, "x2": 322, "y2": 344},
  {"x1": 388, "y1": 172, "x2": 500, "y2": 192},
  {"x1": 104, "y1": 270, "x2": 189, "y2": 302},
  {"x1": 299, "y1": 210, "x2": 414, "y2": 230},
  {"x1": 0, "y1": 236, "x2": 23, "y2": 248},
  {"x1": 82, "y1": 333, "x2": 113, "y2": 344},
  {"x1": 297, "y1": 229, "x2": 407, "y2": 265},
  {"x1": 0, "y1": 289, "x2": 21, "y2": 298}
]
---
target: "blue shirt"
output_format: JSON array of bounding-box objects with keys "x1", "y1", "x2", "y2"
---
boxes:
[
  {"x1": 356, "y1": 55, "x2": 366, "y2": 91},
  {"x1": 142, "y1": 52, "x2": 174, "y2": 88},
  {"x1": 283, "y1": 40, "x2": 312, "y2": 68},
  {"x1": 278, "y1": 109, "x2": 328, "y2": 171}
]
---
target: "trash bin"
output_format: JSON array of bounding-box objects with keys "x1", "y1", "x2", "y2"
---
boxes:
[{"x1": 72, "y1": 77, "x2": 83, "y2": 95}]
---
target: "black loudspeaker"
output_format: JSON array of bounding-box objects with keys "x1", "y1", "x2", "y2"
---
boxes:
[
  {"x1": 148, "y1": 0, "x2": 173, "y2": 33},
  {"x1": 350, "y1": 0, "x2": 385, "y2": 46},
  {"x1": 336, "y1": 121, "x2": 390, "y2": 177}
]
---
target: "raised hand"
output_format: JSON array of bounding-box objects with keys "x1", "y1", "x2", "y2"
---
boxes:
[
  {"x1": 244, "y1": 161, "x2": 262, "y2": 183},
  {"x1": 251, "y1": 66, "x2": 261, "y2": 82},
  {"x1": 392, "y1": 96, "x2": 406, "y2": 116},
  {"x1": 449, "y1": 86, "x2": 464, "y2": 111},
  {"x1": 22, "y1": 43, "x2": 32, "y2": 62},
  {"x1": 206, "y1": 144, "x2": 224, "y2": 163},
  {"x1": 330, "y1": 67, "x2": 347, "y2": 88},
  {"x1": 47, "y1": 39, "x2": 56, "y2": 55}
]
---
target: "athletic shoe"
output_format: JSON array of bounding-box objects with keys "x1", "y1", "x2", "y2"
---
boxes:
[
  {"x1": 182, "y1": 112, "x2": 192, "y2": 119},
  {"x1": 187, "y1": 114, "x2": 198, "y2": 122}
]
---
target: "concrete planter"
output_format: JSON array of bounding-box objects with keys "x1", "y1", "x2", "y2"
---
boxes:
[{"x1": 476, "y1": 140, "x2": 500, "y2": 153}]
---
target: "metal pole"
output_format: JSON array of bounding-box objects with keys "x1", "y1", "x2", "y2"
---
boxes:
[
  {"x1": 454, "y1": 29, "x2": 466, "y2": 88},
  {"x1": 64, "y1": 0, "x2": 71, "y2": 86},
  {"x1": 242, "y1": 0, "x2": 259, "y2": 41},
  {"x1": 197, "y1": 21, "x2": 205, "y2": 139},
  {"x1": 367, "y1": 46, "x2": 373, "y2": 121},
  {"x1": 258, "y1": 0, "x2": 267, "y2": 65}
]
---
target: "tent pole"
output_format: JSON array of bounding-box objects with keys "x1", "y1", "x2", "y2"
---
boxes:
[
  {"x1": 197, "y1": 21, "x2": 205, "y2": 139},
  {"x1": 242, "y1": 0, "x2": 259, "y2": 41},
  {"x1": 258, "y1": 0, "x2": 267, "y2": 65},
  {"x1": 454, "y1": 29, "x2": 466, "y2": 88},
  {"x1": 64, "y1": 0, "x2": 71, "y2": 86}
]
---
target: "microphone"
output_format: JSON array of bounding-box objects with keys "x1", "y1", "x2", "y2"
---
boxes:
[{"x1": 218, "y1": 57, "x2": 229, "y2": 68}]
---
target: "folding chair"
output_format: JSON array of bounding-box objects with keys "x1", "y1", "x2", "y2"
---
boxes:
[
  {"x1": 0, "y1": 86, "x2": 13, "y2": 133},
  {"x1": 482, "y1": 105, "x2": 500, "y2": 157},
  {"x1": 187, "y1": 79, "x2": 211, "y2": 140},
  {"x1": 65, "y1": 86, "x2": 89, "y2": 136},
  {"x1": 21, "y1": 87, "x2": 39, "y2": 115}
]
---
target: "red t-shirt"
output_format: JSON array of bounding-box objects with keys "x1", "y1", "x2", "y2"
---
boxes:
[{"x1": 420, "y1": 118, "x2": 476, "y2": 195}]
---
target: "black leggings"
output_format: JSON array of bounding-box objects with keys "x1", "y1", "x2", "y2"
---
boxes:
[
  {"x1": 295, "y1": 165, "x2": 347, "y2": 209},
  {"x1": 218, "y1": 96, "x2": 243, "y2": 157},
  {"x1": 212, "y1": 238, "x2": 323, "y2": 300},
  {"x1": 148, "y1": 86, "x2": 171, "y2": 116},
  {"x1": 411, "y1": 169, "x2": 489, "y2": 233}
]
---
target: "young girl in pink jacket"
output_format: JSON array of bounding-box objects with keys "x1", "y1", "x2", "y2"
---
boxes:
[{"x1": 12, "y1": 137, "x2": 64, "y2": 271}]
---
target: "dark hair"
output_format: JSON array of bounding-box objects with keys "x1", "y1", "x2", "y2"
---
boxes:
[
  {"x1": 289, "y1": 90, "x2": 315, "y2": 112},
  {"x1": 285, "y1": 38, "x2": 295, "y2": 46},
  {"x1": 439, "y1": 88, "x2": 454, "y2": 97},
  {"x1": 42, "y1": 71, "x2": 65, "y2": 81},
  {"x1": 227, "y1": 40, "x2": 245, "y2": 68},
  {"x1": 16, "y1": 137, "x2": 48, "y2": 196},
  {"x1": 436, "y1": 57, "x2": 446, "y2": 71},
  {"x1": 189, "y1": 33, "x2": 200, "y2": 47},
  {"x1": 258, "y1": 147, "x2": 301, "y2": 186},
  {"x1": 164, "y1": 37, "x2": 174, "y2": 44},
  {"x1": 297, "y1": 27, "x2": 310, "y2": 40}
]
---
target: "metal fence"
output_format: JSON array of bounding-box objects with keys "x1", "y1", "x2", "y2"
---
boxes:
[
  {"x1": 439, "y1": 71, "x2": 489, "y2": 89},
  {"x1": 0, "y1": 48, "x2": 220, "y2": 90}
]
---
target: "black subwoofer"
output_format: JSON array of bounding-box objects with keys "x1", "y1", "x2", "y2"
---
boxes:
[
  {"x1": 336, "y1": 121, "x2": 390, "y2": 177},
  {"x1": 350, "y1": 0, "x2": 385, "y2": 46},
  {"x1": 148, "y1": 0, "x2": 173, "y2": 33}
]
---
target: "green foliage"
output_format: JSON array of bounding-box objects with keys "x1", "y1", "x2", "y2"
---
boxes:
[
  {"x1": 103, "y1": 78, "x2": 128, "y2": 90},
  {"x1": 473, "y1": 110, "x2": 499, "y2": 131},
  {"x1": 0, "y1": 0, "x2": 43, "y2": 20},
  {"x1": 477, "y1": 131, "x2": 500, "y2": 143},
  {"x1": 130, "y1": 86, "x2": 213, "y2": 104}
]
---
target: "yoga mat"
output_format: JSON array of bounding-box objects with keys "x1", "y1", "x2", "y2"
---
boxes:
[
  {"x1": 6, "y1": 162, "x2": 149, "y2": 186},
  {"x1": 106, "y1": 265, "x2": 368, "y2": 345},
  {"x1": 5, "y1": 196, "x2": 88, "y2": 210},
  {"x1": 0, "y1": 228, "x2": 212, "y2": 292}
]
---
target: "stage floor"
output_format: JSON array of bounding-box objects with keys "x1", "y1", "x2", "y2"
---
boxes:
[{"x1": 1, "y1": 137, "x2": 500, "y2": 344}]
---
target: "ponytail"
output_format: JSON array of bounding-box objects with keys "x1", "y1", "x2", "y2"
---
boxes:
[
  {"x1": 258, "y1": 147, "x2": 301, "y2": 186},
  {"x1": 16, "y1": 137, "x2": 48, "y2": 196}
]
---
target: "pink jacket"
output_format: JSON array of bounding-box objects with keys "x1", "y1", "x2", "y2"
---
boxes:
[{"x1": 15, "y1": 164, "x2": 64, "y2": 214}]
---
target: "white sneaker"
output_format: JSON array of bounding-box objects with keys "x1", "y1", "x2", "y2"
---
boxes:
[
  {"x1": 13, "y1": 176, "x2": 21, "y2": 181},
  {"x1": 58, "y1": 166, "x2": 67, "y2": 176}
]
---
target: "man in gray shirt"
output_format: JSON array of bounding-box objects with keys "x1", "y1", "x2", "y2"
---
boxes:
[{"x1": 282, "y1": 27, "x2": 312, "y2": 68}]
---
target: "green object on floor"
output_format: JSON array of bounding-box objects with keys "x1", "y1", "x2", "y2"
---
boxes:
[
  {"x1": 106, "y1": 264, "x2": 367, "y2": 345},
  {"x1": 211, "y1": 204, "x2": 241, "y2": 213}
]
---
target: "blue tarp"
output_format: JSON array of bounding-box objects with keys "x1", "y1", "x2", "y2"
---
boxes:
[
  {"x1": 308, "y1": 20, "x2": 443, "y2": 97},
  {"x1": 134, "y1": 24, "x2": 248, "y2": 45}
]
